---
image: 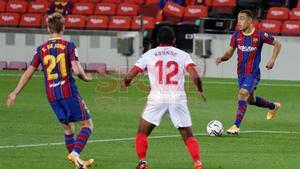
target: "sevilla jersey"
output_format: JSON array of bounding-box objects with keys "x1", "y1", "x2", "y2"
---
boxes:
[
  {"x1": 230, "y1": 28, "x2": 275, "y2": 78},
  {"x1": 134, "y1": 46, "x2": 196, "y2": 100},
  {"x1": 31, "y1": 37, "x2": 79, "y2": 102}
]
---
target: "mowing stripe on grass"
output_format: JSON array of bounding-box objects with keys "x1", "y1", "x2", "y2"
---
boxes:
[{"x1": 0, "y1": 130, "x2": 299, "y2": 149}]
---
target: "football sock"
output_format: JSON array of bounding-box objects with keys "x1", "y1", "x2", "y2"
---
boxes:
[
  {"x1": 74, "y1": 127, "x2": 92, "y2": 154},
  {"x1": 234, "y1": 100, "x2": 248, "y2": 128},
  {"x1": 186, "y1": 137, "x2": 200, "y2": 162},
  {"x1": 253, "y1": 96, "x2": 275, "y2": 110},
  {"x1": 136, "y1": 132, "x2": 148, "y2": 161},
  {"x1": 64, "y1": 133, "x2": 75, "y2": 153}
]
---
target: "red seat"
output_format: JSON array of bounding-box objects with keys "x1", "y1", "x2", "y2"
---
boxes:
[
  {"x1": 131, "y1": 16, "x2": 154, "y2": 30},
  {"x1": 290, "y1": 8, "x2": 300, "y2": 20},
  {"x1": 140, "y1": 1, "x2": 160, "y2": 17},
  {"x1": 123, "y1": 0, "x2": 145, "y2": 4},
  {"x1": 0, "y1": 13, "x2": 20, "y2": 27},
  {"x1": 298, "y1": 0, "x2": 300, "y2": 8},
  {"x1": 145, "y1": 0, "x2": 159, "y2": 4},
  {"x1": 101, "y1": 0, "x2": 123, "y2": 3},
  {"x1": 94, "y1": 3, "x2": 117, "y2": 16},
  {"x1": 73, "y1": 3, "x2": 95, "y2": 15},
  {"x1": 212, "y1": 0, "x2": 236, "y2": 7},
  {"x1": 259, "y1": 20, "x2": 282, "y2": 35},
  {"x1": 78, "y1": 0, "x2": 100, "y2": 3},
  {"x1": 267, "y1": 7, "x2": 289, "y2": 20},
  {"x1": 235, "y1": 20, "x2": 259, "y2": 30},
  {"x1": 28, "y1": 1, "x2": 49, "y2": 13},
  {"x1": 86, "y1": 15, "x2": 109, "y2": 30},
  {"x1": 65, "y1": 15, "x2": 86, "y2": 29},
  {"x1": 0, "y1": 61, "x2": 7, "y2": 70},
  {"x1": 0, "y1": 1, "x2": 7, "y2": 12},
  {"x1": 7, "y1": 61, "x2": 27, "y2": 70},
  {"x1": 282, "y1": 20, "x2": 300, "y2": 36},
  {"x1": 163, "y1": 1, "x2": 184, "y2": 24},
  {"x1": 109, "y1": 16, "x2": 132, "y2": 31},
  {"x1": 117, "y1": 3, "x2": 140, "y2": 16},
  {"x1": 183, "y1": 5, "x2": 208, "y2": 22},
  {"x1": 20, "y1": 14, "x2": 42, "y2": 28},
  {"x1": 6, "y1": 0, "x2": 28, "y2": 13}
]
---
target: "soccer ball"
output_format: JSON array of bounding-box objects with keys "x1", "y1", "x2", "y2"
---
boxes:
[{"x1": 206, "y1": 120, "x2": 224, "y2": 137}]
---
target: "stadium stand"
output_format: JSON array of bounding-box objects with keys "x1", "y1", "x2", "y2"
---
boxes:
[
  {"x1": 162, "y1": 1, "x2": 184, "y2": 24},
  {"x1": 101, "y1": 0, "x2": 123, "y2": 4},
  {"x1": 6, "y1": 61, "x2": 27, "y2": 70},
  {"x1": 267, "y1": 7, "x2": 289, "y2": 20},
  {"x1": 290, "y1": 8, "x2": 300, "y2": 20},
  {"x1": 19, "y1": 13, "x2": 42, "y2": 28},
  {"x1": 65, "y1": 15, "x2": 86, "y2": 29},
  {"x1": 259, "y1": 19, "x2": 282, "y2": 35},
  {"x1": 86, "y1": 63, "x2": 107, "y2": 73},
  {"x1": 0, "y1": 0, "x2": 7, "y2": 13},
  {"x1": 94, "y1": 3, "x2": 117, "y2": 16},
  {"x1": 116, "y1": 3, "x2": 140, "y2": 16},
  {"x1": 0, "y1": 13, "x2": 20, "y2": 27},
  {"x1": 0, "y1": 61, "x2": 7, "y2": 70},
  {"x1": 86, "y1": 15, "x2": 109, "y2": 30},
  {"x1": 28, "y1": 1, "x2": 49, "y2": 13},
  {"x1": 109, "y1": 16, "x2": 132, "y2": 31},
  {"x1": 282, "y1": 20, "x2": 300, "y2": 36},
  {"x1": 6, "y1": 0, "x2": 28, "y2": 13},
  {"x1": 72, "y1": 2, "x2": 95, "y2": 15},
  {"x1": 183, "y1": 5, "x2": 208, "y2": 23},
  {"x1": 123, "y1": 0, "x2": 145, "y2": 4}
]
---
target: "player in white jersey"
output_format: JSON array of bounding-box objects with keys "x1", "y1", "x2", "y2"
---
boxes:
[{"x1": 122, "y1": 26, "x2": 207, "y2": 169}]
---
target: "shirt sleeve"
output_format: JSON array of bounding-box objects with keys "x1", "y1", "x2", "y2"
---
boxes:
[
  {"x1": 30, "y1": 49, "x2": 40, "y2": 68},
  {"x1": 185, "y1": 55, "x2": 196, "y2": 72},
  {"x1": 261, "y1": 32, "x2": 275, "y2": 45},
  {"x1": 230, "y1": 31, "x2": 238, "y2": 48},
  {"x1": 69, "y1": 42, "x2": 79, "y2": 61},
  {"x1": 134, "y1": 54, "x2": 147, "y2": 73}
]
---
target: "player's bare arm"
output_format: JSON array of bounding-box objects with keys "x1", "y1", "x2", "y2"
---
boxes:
[
  {"x1": 266, "y1": 40, "x2": 281, "y2": 70},
  {"x1": 7, "y1": 66, "x2": 36, "y2": 107},
  {"x1": 122, "y1": 67, "x2": 140, "y2": 88},
  {"x1": 71, "y1": 61, "x2": 92, "y2": 82},
  {"x1": 187, "y1": 66, "x2": 207, "y2": 101},
  {"x1": 215, "y1": 47, "x2": 235, "y2": 65}
]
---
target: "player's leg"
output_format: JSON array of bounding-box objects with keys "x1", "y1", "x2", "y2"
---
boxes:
[
  {"x1": 62, "y1": 122, "x2": 75, "y2": 153},
  {"x1": 178, "y1": 127, "x2": 203, "y2": 169}
]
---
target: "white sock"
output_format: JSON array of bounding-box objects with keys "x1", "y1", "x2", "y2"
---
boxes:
[{"x1": 71, "y1": 151, "x2": 80, "y2": 158}]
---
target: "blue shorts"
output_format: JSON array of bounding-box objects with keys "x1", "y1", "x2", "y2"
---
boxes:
[
  {"x1": 50, "y1": 95, "x2": 91, "y2": 124},
  {"x1": 238, "y1": 76, "x2": 260, "y2": 93}
]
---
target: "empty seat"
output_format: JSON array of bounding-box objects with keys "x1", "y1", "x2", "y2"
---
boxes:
[
  {"x1": 163, "y1": 1, "x2": 184, "y2": 24},
  {"x1": 131, "y1": 16, "x2": 155, "y2": 30},
  {"x1": 281, "y1": 20, "x2": 300, "y2": 36},
  {"x1": 117, "y1": 3, "x2": 140, "y2": 16},
  {"x1": 267, "y1": 7, "x2": 289, "y2": 20},
  {"x1": 86, "y1": 15, "x2": 109, "y2": 30},
  {"x1": 28, "y1": 1, "x2": 49, "y2": 13},
  {"x1": 101, "y1": 0, "x2": 123, "y2": 3},
  {"x1": 6, "y1": 0, "x2": 28, "y2": 13},
  {"x1": 123, "y1": 0, "x2": 145, "y2": 4},
  {"x1": 72, "y1": 3, "x2": 95, "y2": 15},
  {"x1": 79, "y1": 0, "x2": 100, "y2": 3},
  {"x1": 20, "y1": 14, "x2": 42, "y2": 28},
  {"x1": 140, "y1": 1, "x2": 160, "y2": 17},
  {"x1": 65, "y1": 15, "x2": 86, "y2": 29},
  {"x1": 86, "y1": 63, "x2": 106, "y2": 73},
  {"x1": 235, "y1": 20, "x2": 259, "y2": 30},
  {"x1": 258, "y1": 20, "x2": 282, "y2": 35},
  {"x1": 183, "y1": 5, "x2": 208, "y2": 22},
  {"x1": 212, "y1": 0, "x2": 236, "y2": 6},
  {"x1": 145, "y1": 0, "x2": 159, "y2": 4},
  {"x1": 109, "y1": 16, "x2": 132, "y2": 31},
  {"x1": 0, "y1": 61, "x2": 7, "y2": 70},
  {"x1": 0, "y1": 0, "x2": 6, "y2": 12},
  {"x1": 94, "y1": 3, "x2": 117, "y2": 16},
  {"x1": 290, "y1": 8, "x2": 300, "y2": 20},
  {"x1": 0, "y1": 13, "x2": 20, "y2": 27},
  {"x1": 7, "y1": 61, "x2": 27, "y2": 70}
]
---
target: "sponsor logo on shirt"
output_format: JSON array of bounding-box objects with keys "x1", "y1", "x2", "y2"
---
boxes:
[{"x1": 238, "y1": 45, "x2": 257, "y2": 52}]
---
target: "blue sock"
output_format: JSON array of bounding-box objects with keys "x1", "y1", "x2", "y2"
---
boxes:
[{"x1": 234, "y1": 100, "x2": 248, "y2": 128}]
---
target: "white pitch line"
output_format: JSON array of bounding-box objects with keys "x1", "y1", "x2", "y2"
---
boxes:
[{"x1": 0, "y1": 130, "x2": 299, "y2": 149}]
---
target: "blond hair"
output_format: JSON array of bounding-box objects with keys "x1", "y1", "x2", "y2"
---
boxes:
[{"x1": 47, "y1": 12, "x2": 65, "y2": 33}]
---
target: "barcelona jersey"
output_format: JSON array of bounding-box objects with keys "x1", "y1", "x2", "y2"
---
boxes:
[
  {"x1": 31, "y1": 37, "x2": 79, "y2": 102},
  {"x1": 230, "y1": 28, "x2": 275, "y2": 78}
]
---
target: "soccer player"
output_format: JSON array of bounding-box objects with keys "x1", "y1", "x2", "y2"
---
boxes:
[
  {"x1": 215, "y1": 10, "x2": 281, "y2": 135},
  {"x1": 122, "y1": 26, "x2": 207, "y2": 169},
  {"x1": 7, "y1": 13, "x2": 93, "y2": 169}
]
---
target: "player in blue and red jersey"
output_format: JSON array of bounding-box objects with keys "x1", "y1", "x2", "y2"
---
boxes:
[
  {"x1": 215, "y1": 10, "x2": 282, "y2": 135},
  {"x1": 7, "y1": 13, "x2": 93, "y2": 169}
]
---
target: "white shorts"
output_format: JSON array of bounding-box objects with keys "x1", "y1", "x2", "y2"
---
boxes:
[{"x1": 142, "y1": 101, "x2": 192, "y2": 128}]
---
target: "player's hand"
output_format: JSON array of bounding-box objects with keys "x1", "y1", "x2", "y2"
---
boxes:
[
  {"x1": 7, "y1": 92, "x2": 17, "y2": 107},
  {"x1": 199, "y1": 91, "x2": 207, "y2": 102},
  {"x1": 86, "y1": 73, "x2": 93, "y2": 81},
  {"x1": 266, "y1": 60, "x2": 275, "y2": 70},
  {"x1": 215, "y1": 57, "x2": 222, "y2": 65}
]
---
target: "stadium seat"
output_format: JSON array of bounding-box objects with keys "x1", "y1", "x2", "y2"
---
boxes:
[
  {"x1": 212, "y1": 0, "x2": 236, "y2": 7},
  {"x1": 20, "y1": 14, "x2": 42, "y2": 28},
  {"x1": 65, "y1": 15, "x2": 86, "y2": 29},
  {"x1": 123, "y1": 0, "x2": 145, "y2": 4},
  {"x1": 94, "y1": 3, "x2": 117, "y2": 16},
  {"x1": 101, "y1": 0, "x2": 123, "y2": 3},
  {"x1": 72, "y1": 3, "x2": 95, "y2": 15},
  {"x1": 209, "y1": 6, "x2": 235, "y2": 18},
  {"x1": 298, "y1": 0, "x2": 300, "y2": 8},
  {"x1": 7, "y1": 61, "x2": 27, "y2": 70},
  {"x1": 131, "y1": 16, "x2": 155, "y2": 30},
  {"x1": 109, "y1": 16, "x2": 132, "y2": 31},
  {"x1": 0, "y1": 13, "x2": 20, "y2": 27},
  {"x1": 86, "y1": 15, "x2": 109, "y2": 30},
  {"x1": 267, "y1": 7, "x2": 289, "y2": 20},
  {"x1": 175, "y1": 22, "x2": 199, "y2": 53},
  {"x1": 290, "y1": 8, "x2": 300, "y2": 20},
  {"x1": 281, "y1": 20, "x2": 300, "y2": 36},
  {"x1": 79, "y1": 0, "x2": 100, "y2": 3},
  {"x1": 6, "y1": 0, "x2": 28, "y2": 13},
  {"x1": 28, "y1": 1, "x2": 49, "y2": 13},
  {"x1": 0, "y1": 0, "x2": 7, "y2": 12},
  {"x1": 235, "y1": 20, "x2": 259, "y2": 30},
  {"x1": 0, "y1": 61, "x2": 7, "y2": 70},
  {"x1": 183, "y1": 5, "x2": 208, "y2": 23},
  {"x1": 162, "y1": 1, "x2": 184, "y2": 24},
  {"x1": 117, "y1": 3, "x2": 140, "y2": 16},
  {"x1": 145, "y1": 0, "x2": 159, "y2": 4},
  {"x1": 86, "y1": 63, "x2": 106, "y2": 73},
  {"x1": 140, "y1": 1, "x2": 160, "y2": 17},
  {"x1": 259, "y1": 20, "x2": 282, "y2": 35}
]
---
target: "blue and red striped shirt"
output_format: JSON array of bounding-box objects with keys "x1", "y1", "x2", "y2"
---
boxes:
[
  {"x1": 31, "y1": 37, "x2": 79, "y2": 102},
  {"x1": 230, "y1": 28, "x2": 275, "y2": 78}
]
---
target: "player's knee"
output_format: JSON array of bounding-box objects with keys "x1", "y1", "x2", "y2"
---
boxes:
[
  {"x1": 248, "y1": 97, "x2": 256, "y2": 105},
  {"x1": 80, "y1": 119, "x2": 94, "y2": 131},
  {"x1": 239, "y1": 89, "x2": 250, "y2": 100}
]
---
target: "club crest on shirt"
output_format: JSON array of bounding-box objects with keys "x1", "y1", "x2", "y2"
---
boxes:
[{"x1": 253, "y1": 38, "x2": 258, "y2": 43}]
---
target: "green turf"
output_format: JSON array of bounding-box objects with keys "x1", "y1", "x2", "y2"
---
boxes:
[{"x1": 0, "y1": 71, "x2": 299, "y2": 169}]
